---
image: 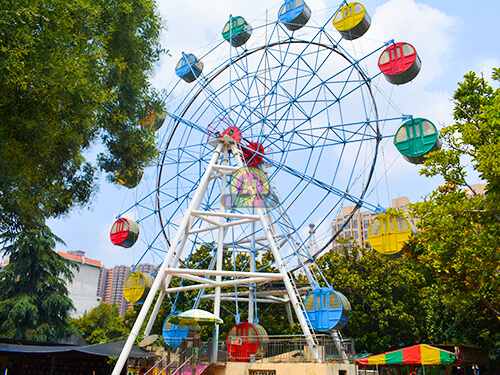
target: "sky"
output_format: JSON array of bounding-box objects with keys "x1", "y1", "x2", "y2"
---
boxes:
[{"x1": 47, "y1": 0, "x2": 500, "y2": 268}]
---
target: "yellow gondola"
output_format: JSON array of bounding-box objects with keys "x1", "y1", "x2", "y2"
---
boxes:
[
  {"x1": 367, "y1": 213, "x2": 414, "y2": 255},
  {"x1": 333, "y1": 2, "x2": 371, "y2": 40},
  {"x1": 116, "y1": 168, "x2": 143, "y2": 189},
  {"x1": 123, "y1": 271, "x2": 154, "y2": 304}
]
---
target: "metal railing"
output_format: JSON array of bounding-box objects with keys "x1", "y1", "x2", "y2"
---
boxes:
[
  {"x1": 133, "y1": 341, "x2": 211, "y2": 375},
  {"x1": 145, "y1": 351, "x2": 182, "y2": 375},
  {"x1": 132, "y1": 334, "x2": 355, "y2": 374},
  {"x1": 218, "y1": 334, "x2": 355, "y2": 364}
]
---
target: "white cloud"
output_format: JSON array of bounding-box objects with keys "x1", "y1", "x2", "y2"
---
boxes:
[
  {"x1": 368, "y1": 0, "x2": 457, "y2": 87},
  {"x1": 473, "y1": 58, "x2": 500, "y2": 81}
]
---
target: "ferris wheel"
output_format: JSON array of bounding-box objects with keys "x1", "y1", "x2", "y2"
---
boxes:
[{"x1": 110, "y1": 1, "x2": 426, "y2": 372}]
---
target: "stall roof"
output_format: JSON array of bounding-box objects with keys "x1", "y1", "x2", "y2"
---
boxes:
[
  {"x1": 0, "y1": 339, "x2": 156, "y2": 359},
  {"x1": 357, "y1": 344, "x2": 456, "y2": 366}
]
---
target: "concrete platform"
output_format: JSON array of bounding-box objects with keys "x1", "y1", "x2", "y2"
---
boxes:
[{"x1": 204, "y1": 362, "x2": 357, "y2": 375}]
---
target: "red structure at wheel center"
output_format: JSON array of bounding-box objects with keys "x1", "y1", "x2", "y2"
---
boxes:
[{"x1": 219, "y1": 126, "x2": 265, "y2": 167}]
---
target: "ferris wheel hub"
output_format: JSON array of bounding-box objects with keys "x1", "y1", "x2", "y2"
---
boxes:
[
  {"x1": 220, "y1": 125, "x2": 242, "y2": 142},
  {"x1": 217, "y1": 126, "x2": 266, "y2": 167}
]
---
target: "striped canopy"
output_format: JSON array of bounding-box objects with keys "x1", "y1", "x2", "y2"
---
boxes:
[
  {"x1": 357, "y1": 344, "x2": 456, "y2": 366},
  {"x1": 167, "y1": 309, "x2": 223, "y2": 326}
]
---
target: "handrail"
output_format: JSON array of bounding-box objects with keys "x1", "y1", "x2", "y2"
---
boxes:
[
  {"x1": 170, "y1": 355, "x2": 194, "y2": 375},
  {"x1": 217, "y1": 334, "x2": 356, "y2": 364},
  {"x1": 146, "y1": 341, "x2": 211, "y2": 375},
  {"x1": 144, "y1": 350, "x2": 182, "y2": 375}
]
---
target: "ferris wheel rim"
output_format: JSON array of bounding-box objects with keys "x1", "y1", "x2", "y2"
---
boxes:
[{"x1": 156, "y1": 37, "x2": 382, "y2": 249}]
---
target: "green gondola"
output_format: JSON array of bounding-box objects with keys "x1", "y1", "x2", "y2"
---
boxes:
[
  {"x1": 394, "y1": 118, "x2": 441, "y2": 164},
  {"x1": 222, "y1": 16, "x2": 252, "y2": 47}
]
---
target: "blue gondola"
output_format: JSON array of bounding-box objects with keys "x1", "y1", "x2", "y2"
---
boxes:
[
  {"x1": 162, "y1": 312, "x2": 190, "y2": 348},
  {"x1": 304, "y1": 287, "x2": 351, "y2": 332},
  {"x1": 175, "y1": 53, "x2": 204, "y2": 83},
  {"x1": 278, "y1": 0, "x2": 311, "y2": 31}
]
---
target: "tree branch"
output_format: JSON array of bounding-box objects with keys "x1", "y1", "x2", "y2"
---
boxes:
[
  {"x1": 482, "y1": 297, "x2": 500, "y2": 317},
  {"x1": 463, "y1": 209, "x2": 500, "y2": 222}
]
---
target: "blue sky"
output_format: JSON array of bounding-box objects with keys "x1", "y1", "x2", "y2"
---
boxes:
[{"x1": 48, "y1": 0, "x2": 500, "y2": 268}]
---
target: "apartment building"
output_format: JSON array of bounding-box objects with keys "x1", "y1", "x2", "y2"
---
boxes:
[
  {"x1": 98, "y1": 263, "x2": 157, "y2": 316},
  {"x1": 1, "y1": 250, "x2": 105, "y2": 318},
  {"x1": 103, "y1": 265, "x2": 131, "y2": 316},
  {"x1": 58, "y1": 250, "x2": 105, "y2": 317},
  {"x1": 331, "y1": 196, "x2": 410, "y2": 251}
]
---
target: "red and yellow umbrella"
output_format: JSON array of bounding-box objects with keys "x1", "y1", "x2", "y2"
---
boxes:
[{"x1": 357, "y1": 344, "x2": 456, "y2": 366}]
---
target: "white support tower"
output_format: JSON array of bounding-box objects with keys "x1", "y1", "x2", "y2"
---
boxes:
[{"x1": 111, "y1": 135, "x2": 321, "y2": 375}]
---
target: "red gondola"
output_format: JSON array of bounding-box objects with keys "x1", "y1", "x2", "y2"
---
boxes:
[
  {"x1": 226, "y1": 322, "x2": 268, "y2": 362},
  {"x1": 110, "y1": 218, "x2": 140, "y2": 248},
  {"x1": 378, "y1": 42, "x2": 421, "y2": 85},
  {"x1": 140, "y1": 110, "x2": 166, "y2": 131}
]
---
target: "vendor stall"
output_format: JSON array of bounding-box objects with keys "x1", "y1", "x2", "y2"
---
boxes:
[{"x1": 357, "y1": 344, "x2": 487, "y2": 375}]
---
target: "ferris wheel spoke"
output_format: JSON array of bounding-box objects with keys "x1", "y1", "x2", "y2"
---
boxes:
[{"x1": 265, "y1": 155, "x2": 380, "y2": 212}]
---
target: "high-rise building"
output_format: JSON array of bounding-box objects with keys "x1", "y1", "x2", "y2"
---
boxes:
[
  {"x1": 103, "y1": 265, "x2": 131, "y2": 316},
  {"x1": 135, "y1": 263, "x2": 156, "y2": 275},
  {"x1": 331, "y1": 196, "x2": 411, "y2": 251},
  {"x1": 97, "y1": 267, "x2": 109, "y2": 302},
  {"x1": 469, "y1": 183, "x2": 486, "y2": 196},
  {"x1": 97, "y1": 263, "x2": 157, "y2": 316}
]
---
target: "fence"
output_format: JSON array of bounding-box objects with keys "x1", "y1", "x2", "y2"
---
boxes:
[
  {"x1": 130, "y1": 334, "x2": 355, "y2": 374},
  {"x1": 219, "y1": 334, "x2": 355, "y2": 364},
  {"x1": 130, "y1": 341, "x2": 211, "y2": 375}
]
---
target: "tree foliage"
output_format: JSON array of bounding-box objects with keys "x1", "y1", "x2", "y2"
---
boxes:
[
  {"x1": 0, "y1": 0, "x2": 163, "y2": 233},
  {"x1": 0, "y1": 226, "x2": 79, "y2": 342},
  {"x1": 137, "y1": 245, "x2": 298, "y2": 343},
  {"x1": 70, "y1": 302, "x2": 132, "y2": 344},
  {"x1": 317, "y1": 241, "x2": 431, "y2": 354},
  {"x1": 405, "y1": 68, "x2": 500, "y2": 358}
]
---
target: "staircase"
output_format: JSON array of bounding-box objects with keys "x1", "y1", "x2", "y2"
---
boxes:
[
  {"x1": 330, "y1": 330, "x2": 349, "y2": 361},
  {"x1": 178, "y1": 364, "x2": 210, "y2": 375},
  {"x1": 144, "y1": 342, "x2": 211, "y2": 375}
]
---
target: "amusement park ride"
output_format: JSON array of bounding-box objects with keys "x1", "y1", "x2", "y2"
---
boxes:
[{"x1": 109, "y1": 1, "x2": 441, "y2": 373}]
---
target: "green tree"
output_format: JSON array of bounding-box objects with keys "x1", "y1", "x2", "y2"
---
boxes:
[
  {"x1": 0, "y1": 226, "x2": 79, "y2": 341},
  {"x1": 0, "y1": 0, "x2": 163, "y2": 233},
  {"x1": 70, "y1": 303, "x2": 130, "y2": 344},
  {"x1": 405, "y1": 68, "x2": 500, "y2": 358},
  {"x1": 317, "y1": 240, "x2": 431, "y2": 354}
]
